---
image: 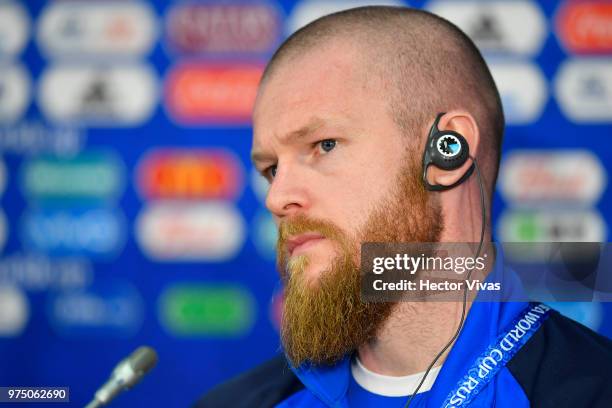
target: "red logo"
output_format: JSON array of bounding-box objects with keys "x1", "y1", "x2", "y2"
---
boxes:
[
  {"x1": 136, "y1": 203, "x2": 246, "y2": 261},
  {"x1": 166, "y1": 3, "x2": 281, "y2": 54},
  {"x1": 500, "y1": 151, "x2": 605, "y2": 206},
  {"x1": 137, "y1": 149, "x2": 243, "y2": 200},
  {"x1": 165, "y1": 63, "x2": 263, "y2": 124},
  {"x1": 557, "y1": 2, "x2": 612, "y2": 53}
]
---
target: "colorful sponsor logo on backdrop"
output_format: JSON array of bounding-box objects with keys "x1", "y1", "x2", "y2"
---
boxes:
[
  {"x1": 0, "y1": 64, "x2": 30, "y2": 124},
  {"x1": 165, "y1": 2, "x2": 282, "y2": 56},
  {"x1": 0, "y1": 2, "x2": 29, "y2": 58},
  {"x1": 0, "y1": 286, "x2": 29, "y2": 337},
  {"x1": 158, "y1": 284, "x2": 255, "y2": 337},
  {"x1": 286, "y1": 0, "x2": 404, "y2": 33},
  {"x1": 136, "y1": 202, "x2": 245, "y2": 261},
  {"x1": 47, "y1": 280, "x2": 144, "y2": 337},
  {"x1": 136, "y1": 149, "x2": 244, "y2": 200},
  {"x1": 165, "y1": 63, "x2": 262, "y2": 125},
  {"x1": 488, "y1": 61, "x2": 548, "y2": 124},
  {"x1": 555, "y1": 58, "x2": 612, "y2": 122},
  {"x1": 497, "y1": 210, "x2": 607, "y2": 242},
  {"x1": 21, "y1": 208, "x2": 126, "y2": 258},
  {"x1": 37, "y1": 1, "x2": 157, "y2": 58},
  {"x1": 499, "y1": 150, "x2": 606, "y2": 207},
  {"x1": 38, "y1": 63, "x2": 158, "y2": 126},
  {"x1": 556, "y1": 1, "x2": 612, "y2": 54},
  {"x1": 427, "y1": 0, "x2": 547, "y2": 56},
  {"x1": 21, "y1": 151, "x2": 125, "y2": 204}
]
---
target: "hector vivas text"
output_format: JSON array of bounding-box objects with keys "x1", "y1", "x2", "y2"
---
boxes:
[{"x1": 370, "y1": 252, "x2": 501, "y2": 293}]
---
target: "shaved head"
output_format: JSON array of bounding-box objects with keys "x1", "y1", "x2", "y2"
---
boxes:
[{"x1": 260, "y1": 6, "x2": 504, "y2": 191}]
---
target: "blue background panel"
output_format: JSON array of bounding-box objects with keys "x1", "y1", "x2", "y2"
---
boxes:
[{"x1": 0, "y1": 1, "x2": 611, "y2": 407}]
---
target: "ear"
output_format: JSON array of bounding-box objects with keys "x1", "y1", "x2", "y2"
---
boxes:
[{"x1": 426, "y1": 110, "x2": 480, "y2": 188}]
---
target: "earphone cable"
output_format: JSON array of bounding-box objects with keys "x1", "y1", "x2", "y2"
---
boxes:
[{"x1": 404, "y1": 156, "x2": 486, "y2": 408}]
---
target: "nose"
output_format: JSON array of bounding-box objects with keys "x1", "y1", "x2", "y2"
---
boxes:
[{"x1": 265, "y1": 162, "x2": 309, "y2": 219}]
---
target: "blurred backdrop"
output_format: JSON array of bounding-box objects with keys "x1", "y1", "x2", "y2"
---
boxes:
[{"x1": 0, "y1": 0, "x2": 611, "y2": 406}]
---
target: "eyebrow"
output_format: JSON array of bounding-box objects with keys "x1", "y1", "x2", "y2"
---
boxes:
[{"x1": 251, "y1": 117, "x2": 325, "y2": 164}]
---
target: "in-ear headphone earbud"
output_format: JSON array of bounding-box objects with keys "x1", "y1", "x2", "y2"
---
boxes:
[{"x1": 422, "y1": 112, "x2": 475, "y2": 191}]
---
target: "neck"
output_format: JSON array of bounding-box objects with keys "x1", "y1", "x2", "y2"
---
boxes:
[
  {"x1": 357, "y1": 301, "x2": 469, "y2": 376},
  {"x1": 358, "y1": 172, "x2": 493, "y2": 376}
]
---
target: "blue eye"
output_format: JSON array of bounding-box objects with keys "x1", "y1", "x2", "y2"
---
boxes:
[
  {"x1": 265, "y1": 165, "x2": 277, "y2": 179},
  {"x1": 319, "y1": 139, "x2": 337, "y2": 152}
]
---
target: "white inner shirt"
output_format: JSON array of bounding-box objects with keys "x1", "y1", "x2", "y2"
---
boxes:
[{"x1": 351, "y1": 356, "x2": 442, "y2": 397}]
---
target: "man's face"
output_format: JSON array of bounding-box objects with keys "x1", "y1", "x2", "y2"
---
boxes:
[
  {"x1": 252, "y1": 43, "x2": 410, "y2": 275},
  {"x1": 251, "y1": 41, "x2": 442, "y2": 366}
]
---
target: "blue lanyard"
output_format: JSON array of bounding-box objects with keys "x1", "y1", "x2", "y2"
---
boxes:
[{"x1": 442, "y1": 303, "x2": 551, "y2": 408}]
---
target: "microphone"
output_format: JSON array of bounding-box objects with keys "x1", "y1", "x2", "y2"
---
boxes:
[{"x1": 85, "y1": 346, "x2": 158, "y2": 408}]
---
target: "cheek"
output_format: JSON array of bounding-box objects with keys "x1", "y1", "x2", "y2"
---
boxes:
[{"x1": 322, "y1": 165, "x2": 399, "y2": 231}]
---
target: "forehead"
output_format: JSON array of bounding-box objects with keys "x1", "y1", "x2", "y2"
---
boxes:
[{"x1": 252, "y1": 42, "x2": 387, "y2": 148}]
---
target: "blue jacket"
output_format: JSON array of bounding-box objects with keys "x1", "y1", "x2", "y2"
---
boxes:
[
  {"x1": 197, "y1": 258, "x2": 612, "y2": 407},
  {"x1": 278, "y1": 300, "x2": 533, "y2": 408}
]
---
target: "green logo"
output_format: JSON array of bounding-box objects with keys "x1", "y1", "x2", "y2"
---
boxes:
[
  {"x1": 159, "y1": 284, "x2": 256, "y2": 337},
  {"x1": 21, "y1": 152, "x2": 124, "y2": 203},
  {"x1": 515, "y1": 213, "x2": 539, "y2": 241}
]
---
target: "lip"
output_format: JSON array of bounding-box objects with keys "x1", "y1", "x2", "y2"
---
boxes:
[{"x1": 286, "y1": 233, "x2": 325, "y2": 256}]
